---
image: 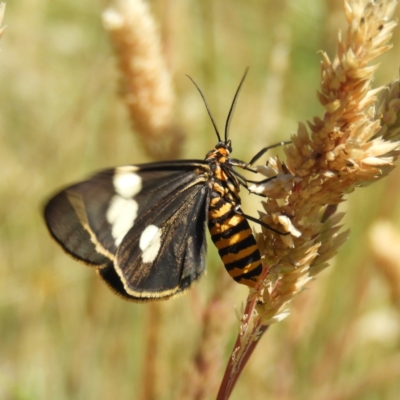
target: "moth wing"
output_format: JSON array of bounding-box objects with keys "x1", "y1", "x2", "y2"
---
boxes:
[
  {"x1": 44, "y1": 161, "x2": 210, "y2": 300},
  {"x1": 99, "y1": 182, "x2": 210, "y2": 301},
  {"x1": 44, "y1": 174, "x2": 116, "y2": 266}
]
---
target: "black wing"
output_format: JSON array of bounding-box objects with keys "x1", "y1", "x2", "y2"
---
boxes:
[{"x1": 44, "y1": 160, "x2": 211, "y2": 301}]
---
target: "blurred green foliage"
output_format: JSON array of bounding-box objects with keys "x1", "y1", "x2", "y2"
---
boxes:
[{"x1": 1, "y1": 1, "x2": 400, "y2": 399}]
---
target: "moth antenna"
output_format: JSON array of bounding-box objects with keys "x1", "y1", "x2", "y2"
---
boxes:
[
  {"x1": 224, "y1": 68, "x2": 249, "y2": 143},
  {"x1": 186, "y1": 75, "x2": 222, "y2": 143}
]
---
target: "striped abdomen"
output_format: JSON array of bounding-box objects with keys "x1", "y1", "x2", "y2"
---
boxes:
[{"x1": 208, "y1": 181, "x2": 263, "y2": 288}]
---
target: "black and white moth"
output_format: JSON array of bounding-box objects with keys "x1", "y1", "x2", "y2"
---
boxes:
[{"x1": 44, "y1": 71, "x2": 288, "y2": 301}]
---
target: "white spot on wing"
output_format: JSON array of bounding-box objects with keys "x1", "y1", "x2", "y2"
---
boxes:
[
  {"x1": 113, "y1": 168, "x2": 142, "y2": 198},
  {"x1": 139, "y1": 225, "x2": 162, "y2": 263},
  {"x1": 106, "y1": 195, "x2": 138, "y2": 246}
]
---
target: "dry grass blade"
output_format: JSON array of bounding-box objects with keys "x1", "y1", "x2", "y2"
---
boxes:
[{"x1": 218, "y1": 0, "x2": 400, "y2": 397}]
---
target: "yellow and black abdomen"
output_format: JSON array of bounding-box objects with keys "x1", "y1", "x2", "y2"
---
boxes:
[{"x1": 207, "y1": 188, "x2": 263, "y2": 288}]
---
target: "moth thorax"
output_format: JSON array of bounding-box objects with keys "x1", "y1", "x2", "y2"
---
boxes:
[{"x1": 205, "y1": 145, "x2": 230, "y2": 162}]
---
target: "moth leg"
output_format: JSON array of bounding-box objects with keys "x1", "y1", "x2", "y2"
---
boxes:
[
  {"x1": 245, "y1": 175, "x2": 277, "y2": 185},
  {"x1": 227, "y1": 141, "x2": 290, "y2": 173},
  {"x1": 234, "y1": 206, "x2": 289, "y2": 236},
  {"x1": 247, "y1": 141, "x2": 291, "y2": 168}
]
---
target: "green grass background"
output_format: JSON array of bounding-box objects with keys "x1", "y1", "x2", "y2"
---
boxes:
[{"x1": 1, "y1": 0, "x2": 400, "y2": 399}]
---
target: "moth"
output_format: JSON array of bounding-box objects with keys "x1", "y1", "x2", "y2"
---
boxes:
[{"x1": 44, "y1": 71, "x2": 288, "y2": 301}]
